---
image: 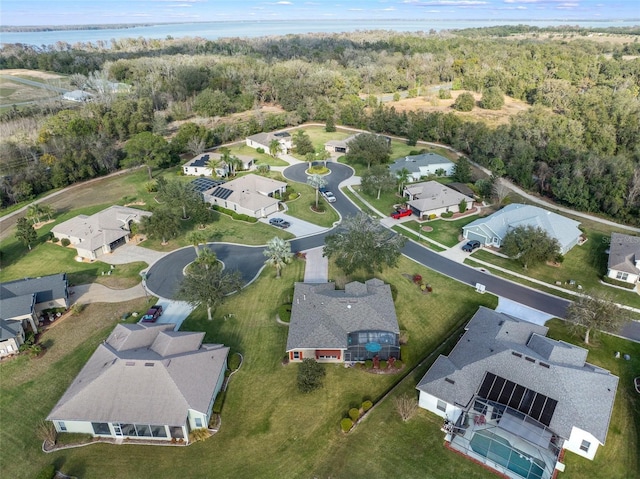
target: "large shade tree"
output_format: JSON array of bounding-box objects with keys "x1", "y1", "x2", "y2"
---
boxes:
[
  {"x1": 501, "y1": 225, "x2": 561, "y2": 269},
  {"x1": 566, "y1": 291, "x2": 628, "y2": 344},
  {"x1": 344, "y1": 133, "x2": 392, "y2": 170},
  {"x1": 323, "y1": 212, "x2": 405, "y2": 275},
  {"x1": 263, "y1": 236, "x2": 294, "y2": 278},
  {"x1": 157, "y1": 179, "x2": 202, "y2": 220},
  {"x1": 361, "y1": 165, "x2": 396, "y2": 199},
  {"x1": 123, "y1": 131, "x2": 173, "y2": 180},
  {"x1": 140, "y1": 206, "x2": 180, "y2": 245},
  {"x1": 177, "y1": 255, "x2": 242, "y2": 321}
]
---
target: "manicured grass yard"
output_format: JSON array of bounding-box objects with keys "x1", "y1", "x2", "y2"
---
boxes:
[
  {"x1": 471, "y1": 228, "x2": 640, "y2": 309},
  {"x1": 226, "y1": 143, "x2": 288, "y2": 167},
  {"x1": 403, "y1": 215, "x2": 478, "y2": 247},
  {"x1": 284, "y1": 183, "x2": 339, "y2": 228}
]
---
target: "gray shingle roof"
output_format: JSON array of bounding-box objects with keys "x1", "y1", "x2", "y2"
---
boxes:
[
  {"x1": 463, "y1": 203, "x2": 582, "y2": 253},
  {"x1": 607, "y1": 232, "x2": 640, "y2": 275},
  {"x1": 0, "y1": 319, "x2": 23, "y2": 341},
  {"x1": 286, "y1": 279, "x2": 399, "y2": 351},
  {"x1": 404, "y1": 181, "x2": 473, "y2": 213},
  {"x1": 0, "y1": 273, "x2": 68, "y2": 317},
  {"x1": 416, "y1": 307, "x2": 618, "y2": 445},
  {"x1": 52, "y1": 206, "x2": 151, "y2": 252},
  {"x1": 389, "y1": 153, "x2": 453, "y2": 175},
  {"x1": 47, "y1": 323, "x2": 229, "y2": 426}
]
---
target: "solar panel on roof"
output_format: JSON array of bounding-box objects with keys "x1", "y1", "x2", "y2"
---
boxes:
[
  {"x1": 212, "y1": 186, "x2": 233, "y2": 200},
  {"x1": 190, "y1": 178, "x2": 225, "y2": 193},
  {"x1": 477, "y1": 372, "x2": 557, "y2": 426}
]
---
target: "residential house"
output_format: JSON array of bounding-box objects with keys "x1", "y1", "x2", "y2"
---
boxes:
[
  {"x1": 246, "y1": 131, "x2": 292, "y2": 154},
  {"x1": 416, "y1": 307, "x2": 618, "y2": 479},
  {"x1": 324, "y1": 133, "x2": 391, "y2": 155},
  {"x1": 606, "y1": 232, "x2": 640, "y2": 285},
  {"x1": 52, "y1": 205, "x2": 152, "y2": 260},
  {"x1": 403, "y1": 181, "x2": 474, "y2": 219},
  {"x1": 462, "y1": 204, "x2": 582, "y2": 254},
  {"x1": 47, "y1": 323, "x2": 229, "y2": 444},
  {"x1": 0, "y1": 319, "x2": 25, "y2": 358},
  {"x1": 286, "y1": 279, "x2": 400, "y2": 363},
  {"x1": 389, "y1": 153, "x2": 455, "y2": 182},
  {"x1": 62, "y1": 90, "x2": 92, "y2": 102},
  {"x1": 202, "y1": 173, "x2": 286, "y2": 218},
  {"x1": 182, "y1": 152, "x2": 255, "y2": 178},
  {"x1": 0, "y1": 273, "x2": 70, "y2": 334}
]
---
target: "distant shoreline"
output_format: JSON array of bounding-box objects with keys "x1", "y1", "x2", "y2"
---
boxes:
[{"x1": 3, "y1": 18, "x2": 640, "y2": 33}]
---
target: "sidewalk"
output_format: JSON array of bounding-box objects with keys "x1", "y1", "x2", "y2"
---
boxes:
[{"x1": 302, "y1": 246, "x2": 329, "y2": 283}]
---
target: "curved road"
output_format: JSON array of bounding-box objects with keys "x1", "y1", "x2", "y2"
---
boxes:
[{"x1": 146, "y1": 162, "x2": 640, "y2": 341}]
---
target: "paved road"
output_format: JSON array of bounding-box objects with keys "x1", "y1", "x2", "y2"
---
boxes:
[{"x1": 145, "y1": 162, "x2": 640, "y2": 342}]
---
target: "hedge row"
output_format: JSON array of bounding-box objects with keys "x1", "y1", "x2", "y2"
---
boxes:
[{"x1": 211, "y1": 205, "x2": 258, "y2": 223}]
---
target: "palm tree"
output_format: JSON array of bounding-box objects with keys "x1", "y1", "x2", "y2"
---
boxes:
[
  {"x1": 315, "y1": 147, "x2": 331, "y2": 167},
  {"x1": 263, "y1": 237, "x2": 294, "y2": 278},
  {"x1": 396, "y1": 167, "x2": 411, "y2": 195},
  {"x1": 26, "y1": 203, "x2": 52, "y2": 224},
  {"x1": 206, "y1": 155, "x2": 223, "y2": 178},
  {"x1": 187, "y1": 230, "x2": 207, "y2": 256},
  {"x1": 157, "y1": 179, "x2": 201, "y2": 220},
  {"x1": 269, "y1": 139, "x2": 282, "y2": 158},
  {"x1": 226, "y1": 155, "x2": 243, "y2": 177},
  {"x1": 307, "y1": 174, "x2": 327, "y2": 210}
]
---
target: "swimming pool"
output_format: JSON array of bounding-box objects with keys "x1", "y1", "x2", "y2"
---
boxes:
[{"x1": 470, "y1": 430, "x2": 546, "y2": 479}]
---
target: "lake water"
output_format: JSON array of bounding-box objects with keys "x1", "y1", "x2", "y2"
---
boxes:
[{"x1": 2, "y1": 19, "x2": 637, "y2": 47}]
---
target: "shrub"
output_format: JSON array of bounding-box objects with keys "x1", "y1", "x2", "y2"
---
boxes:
[
  {"x1": 389, "y1": 284, "x2": 398, "y2": 302},
  {"x1": 428, "y1": 214, "x2": 437, "y2": 220},
  {"x1": 37, "y1": 420, "x2": 57, "y2": 446},
  {"x1": 256, "y1": 147, "x2": 265, "y2": 154},
  {"x1": 380, "y1": 360, "x2": 388, "y2": 369},
  {"x1": 212, "y1": 390, "x2": 226, "y2": 414},
  {"x1": 256, "y1": 164, "x2": 270, "y2": 174},
  {"x1": 145, "y1": 181, "x2": 158, "y2": 193},
  {"x1": 441, "y1": 211, "x2": 454, "y2": 218},
  {"x1": 188, "y1": 428, "x2": 211, "y2": 443},
  {"x1": 364, "y1": 359, "x2": 373, "y2": 369},
  {"x1": 340, "y1": 418, "x2": 353, "y2": 432},
  {"x1": 393, "y1": 92, "x2": 401, "y2": 101},
  {"x1": 362, "y1": 400, "x2": 373, "y2": 412},
  {"x1": 297, "y1": 358, "x2": 326, "y2": 393},
  {"x1": 412, "y1": 274, "x2": 422, "y2": 284},
  {"x1": 35, "y1": 465, "x2": 56, "y2": 479},
  {"x1": 288, "y1": 193, "x2": 298, "y2": 201},
  {"x1": 228, "y1": 352, "x2": 242, "y2": 371},
  {"x1": 71, "y1": 303, "x2": 84, "y2": 315},
  {"x1": 453, "y1": 92, "x2": 475, "y2": 111},
  {"x1": 438, "y1": 89, "x2": 452, "y2": 99},
  {"x1": 348, "y1": 407, "x2": 360, "y2": 422},
  {"x1": 60, "y1": 238, "x2": 71, "y2": 247},
  {"x1": 459, "y1": 199, "x2": 468, "y2": 213},
  {"x1": 395, "y1": 360, "x2": 404, "y2": 369},
  {"x1": 602, "y1": 276, "x2": 636, "y2": 289},
  {"x1": 278, "y1": 303, "x2": 292, "y2": 323},
  {"x1": 393, "y1": 394, "x2": 418, "y2": 422},
  {"x1": 211, "y1": 205, "x2": 258, "y2": 223},
  {"x1": 51, "y1": 236, "x2": 59, "y2": 243}
]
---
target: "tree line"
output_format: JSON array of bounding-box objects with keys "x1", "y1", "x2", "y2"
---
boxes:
[{"x1": 1, "y1": 27, "x2": 638, "y2": 223}]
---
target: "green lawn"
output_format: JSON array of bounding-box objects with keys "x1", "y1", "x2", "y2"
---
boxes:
[
  {"x1": 225, "y1": 143, "x2": 289, "y2": 167},
  {"x1": 340, "y1": 186, "x2": 381, "y2": 218},
  {"x1": 471, "y1": 227, "x2": 640, "y2": 310},
  {"x1": 391, "y1": 226, "x2": 447, "y2": 252},
  {"x1": 403, "y1": 215, "x2": 478, "y2": 247},
  {"x1": 283, "y1": 185, "x2": 339, "y2": 228}
]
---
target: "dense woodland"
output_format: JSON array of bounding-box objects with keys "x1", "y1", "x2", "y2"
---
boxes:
[{"x1": 1, "y1": 26, "x2": 639, "y2": 224}]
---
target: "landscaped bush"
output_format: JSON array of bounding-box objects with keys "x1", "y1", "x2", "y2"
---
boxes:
[
  {"x1": 297, "y1": 358, "x2": 326, "y2": 393},
  {"x1": 389, "y1": 284, "x2": 398, "y2": 302},
  {"x1": 428, "y1": 214, "x2": 437, "y2": 220},
  {"x1": 278, "y1": 303, "x2": 292, "y2": 323},
  {"x1": 188, "y1": 428, "x2": 211, "y2": 443},
  {"x1": 51, "y1": 236, "x2": 59, "y2": 243},
  {"x1": 441, "y1": 211, "x2": 454, "y2": 218},
  {"x1": 412, "y1": 274, "x2": 422, "y2": 284},
  {"x1": 212, "y1": 390, "x2": 226, "y2": 414},
  {"x1": 364, "y1": 360, "x2": 373, "y2": 369},
  {"x1": 362, "y1": 400, "x2": 373, "y2": 412},
  {"x1": 256, "y1": 147, "x2": 265, "y2": 154},
  {"x1": 340, "y1": 418, "x2": 353, "y2": 433},
  {"x1": 35, "y1": 465, "x2": 56, "y2": 479},
  {"x1": 348, "y1": 407, "x2": 360, "y2": 422},
  {"x1": 380, "y1": 360, "x2": 387, "y2": 369},
  {"x1": 394, "y1": 360, "x2": 404, "y2": 369},
  {"x1": 60, "y1": 238, "x2": 71, "y2": 247},
  {"x1": 256, "y1": 164, "x2": 270, "y2": 174},
  {"x1": 228, "y1": 352, "x2": 242, "y2": 371},
  {"x1": 602, "y1": 276, "x2": 637, "y2": 290},
  {"x1": 211, "y1": 205, "x2": 258, "y2": 223}
]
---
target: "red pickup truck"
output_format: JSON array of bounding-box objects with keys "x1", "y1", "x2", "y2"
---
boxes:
[{"x1": 391, "y1": 208, "x2": 412, "y2": 219}]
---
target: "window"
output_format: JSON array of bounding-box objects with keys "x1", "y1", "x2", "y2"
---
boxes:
[
  {"x1": 616, "y1": 271, "x2": 629, "y2": 281},
  {"x1": 195, "y1": 418, "x2": 203, "y2": 428},
  {"x1": 58, "y1": 421, "x2": 67, "y2": 432},
  {"x1": 293, "y1": 351, "x2": 300, "y2": 360},
  {"x1": 91, "y1": 422, "x2": 111, "y2": 435},
  {"x1": 151, "y1": 425, "x2": 167, "y2": 438},
  {"x1": 437, "y1": 400, "x2": 447, "y2": 412},
  {"x1": 580, "y1": 440, "x2": 591, "y2": 453}
]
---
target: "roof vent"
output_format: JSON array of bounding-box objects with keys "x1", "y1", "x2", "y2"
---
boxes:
[
  {"x1": 525, "y1": 357, "x2": 536, "y2": 363},
  {"x1": 511, "y1": 352, "x2": 522, "y2": 358},
  {"x1": 125, "y1": 361, "x2": 135, "y2": 366},
  {"x1": 144, "y1": 362, "x2": 154, "y2": 367},
  {"x1": 539, "y1": 362, "x2": 550, "y2": 369},
  {"x1": 445, "y1": 378, "x2": 455, "y2": 385}
]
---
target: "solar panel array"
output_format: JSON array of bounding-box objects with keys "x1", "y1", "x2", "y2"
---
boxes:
[
  {"x1": 211, "y1": 186, "x2": 233, "y2": 200},
  {"x1": 477, "y1": 372, "x2": 558, "y2": 426},
  {"x1": 191, "y1": 154, "x2": 210, "y2": 168},
  {"x1": 190, "y1": 178, "x2": 224, "y2": 193}
]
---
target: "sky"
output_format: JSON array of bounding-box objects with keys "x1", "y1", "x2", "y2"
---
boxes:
[{"x1": 1, "y1": 0, "x2": 638, "y2": 26}]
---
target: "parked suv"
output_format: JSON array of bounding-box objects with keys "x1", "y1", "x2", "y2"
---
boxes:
[
  {"x1": 141, "y1": 305, "x2": 163, "y2": 322},
  {"x1": 462, "y1": 240, "x2": 481, "y2": 252}
]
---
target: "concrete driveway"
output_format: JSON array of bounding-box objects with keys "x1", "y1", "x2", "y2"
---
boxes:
[
  {"x1": 145, "y1": 298, "x2": 195, "y2": 330},
  {"x1": 260, "y1": 213, "x2": 328, "y2": 238}
]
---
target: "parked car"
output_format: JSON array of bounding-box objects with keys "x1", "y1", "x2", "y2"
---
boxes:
[
  {"x1": 391, "y1": 208, "x2": 412, "y2": 219},
  {"x1": 141, "y1": 305, "x2": 163, "y2": 322},
  {"x1": 462, "y1": 240, "x2": 481, "y2": 252},
  {"x1": 269, "y1": 217, "x2": 291, "y2": 229},
  {"x1": 322, "y1": 191, "x2": 336, "y2": 203}
]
